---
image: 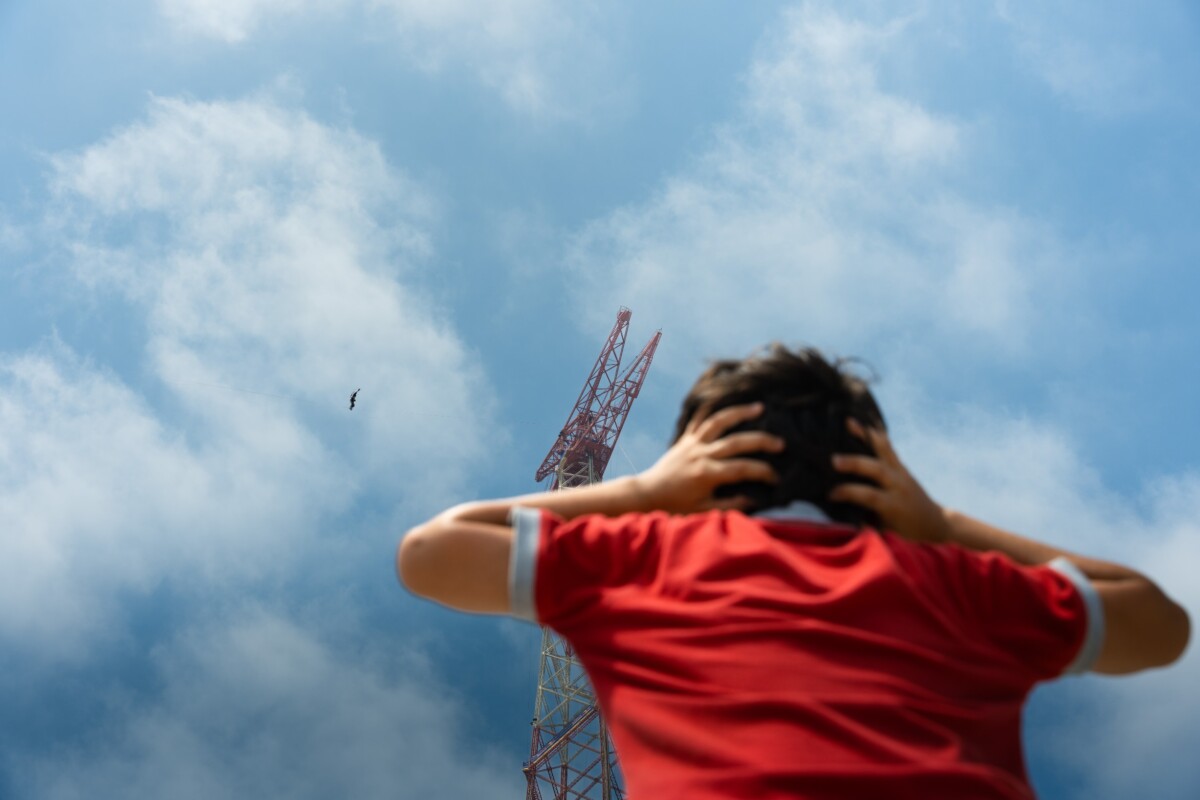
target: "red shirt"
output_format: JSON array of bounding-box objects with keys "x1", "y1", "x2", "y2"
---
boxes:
[{"x1": 509, "y1": 504, "x2": 1101, "y2": 800}]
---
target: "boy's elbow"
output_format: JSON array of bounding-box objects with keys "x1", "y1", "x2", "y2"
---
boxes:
[
  {"x1": 397, "y1": 524, "x2": 435, "y2": 596},
  {"x1": 1095, "y1": 579, "x2": 1192, "y2": 674},
  {"x1": 1141, "y1": 587, "x2": 1191, "y2": 669},
  {"x1": 1161, "y1": 599, "x2": 1191, "y2": 667}
]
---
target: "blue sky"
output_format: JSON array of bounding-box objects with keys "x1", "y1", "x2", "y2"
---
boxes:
[{"x1": 1, "y1": 1, "x2": 1198, "y2": 797}]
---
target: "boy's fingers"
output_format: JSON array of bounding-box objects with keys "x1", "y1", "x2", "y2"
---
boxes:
[
  {"x1": 831, "y1": 453, "x2": 887, "y2": 484},
  {"x1": 685, "y1": 403, "x2": 715, "y2": 436},
  {"x1": 708, "y1": 431, "x2": 784, "y2": 458},
  {"x1": 865, "y1": 427, "x2": 901, "y2": 467},
  {"x1": 828, "y1": 483, "x2": 884, "y2": 510},
  {"x1": 695, "y1": 402, "x2": 764, "y2": 442},
  {"x1": 846, "y1": 418, "x2": 901, "y2": 468}
]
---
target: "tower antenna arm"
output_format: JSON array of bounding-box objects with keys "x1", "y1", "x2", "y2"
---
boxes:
[
  {"x1": 534, "y1": 308, "x2": 632, "y2": 484},
  {"x1": 525, "y1": 307, "x2": 659, "y2": 800}
]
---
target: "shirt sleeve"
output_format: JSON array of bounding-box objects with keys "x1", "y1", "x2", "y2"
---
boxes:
[
  {"x1": 932, "y1": 544, "x2": 1105, "y2": 679},
  {"x1": 1045, "y1": 556, "x2": 1106, "y2": 675},
  {"x1": 508, "y1": 507, "x2": 542, "y2": 623},
  {"x1": 507, "y1": 507, "x2": 664, "y2": 626}
]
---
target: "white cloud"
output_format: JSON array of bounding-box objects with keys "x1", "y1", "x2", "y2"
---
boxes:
[
  {"x1": 49, "y1": 94, "x2": 491, "y2": 496},
  {"x1": 994, "y1": 1, "x2": 1171, "y2": 117},
  {"x1": 19, "y1": 608, "x2": 522, "y2": 800},
  {"x1": 157, "y1": 0, "x2": 624, "y2": 120},
  {"x1": 368, "y1": 0, "x2": 620, "y2": 120},
  {"x1": 565, "y1": 4, "x2": 1071, "y2": 377},
  {"x1": 0, "y1": 94, "x2": 495, "y2": 659},
  {"x1": 0, "y1": 212, "x2": 26, "y2": 253},
  {"x1": 0, "y1": 344, "x2": 344, "y2": 659},
  {"x1": 0, "y1": 90, "x2": 528, "y2": 800},
  {"x1": 157, "y1": 0, "x2": 343, "y2": 44}
]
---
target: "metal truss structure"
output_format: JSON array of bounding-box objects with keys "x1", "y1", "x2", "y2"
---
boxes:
[{"x1": 524, "y1": 307, "x2": 661, "y2": 800}]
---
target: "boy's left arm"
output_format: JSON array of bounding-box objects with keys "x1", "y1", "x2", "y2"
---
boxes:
[
  {"x1": 831, "y1": 422, "x2": 1190, "y2": 674},
  {"x1": 397, "y1": 403, "x2": 782, "y2": 614}
]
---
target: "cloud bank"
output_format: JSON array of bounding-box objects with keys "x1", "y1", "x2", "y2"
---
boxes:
[
  {"x1": 1, "y1": 93, "x2": 513, "y2": 795},
  {"x1": 49, "y1": 94, "x2": 489, "y2": 495},
  {"x1": 157, "y1": 0, "x2": 623, "y2": 120},
  {"x1": 996, "y1": 0, "x2": 1175, "y2": 117},
  {"x1": 565, "y1": 5, "x2": 1081, "y2": 373},
  {"x1": 19, "y1": 608, "x2": 521, "y2": 800},
  {"x1": 4, "y1": 91, "x2": 494, "y2": 649}
]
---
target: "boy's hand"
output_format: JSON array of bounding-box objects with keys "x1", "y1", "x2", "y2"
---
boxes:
[
  {"x1": 829, "y1": 420, "x2": 950, "y2": 543},
  {"x1": 632, "y1": 402, "x2": 782, "y2": 514}
]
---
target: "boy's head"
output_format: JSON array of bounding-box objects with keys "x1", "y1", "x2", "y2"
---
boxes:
[{"x1": 672, "y1": 344, "x2": 885, "y2": 526}]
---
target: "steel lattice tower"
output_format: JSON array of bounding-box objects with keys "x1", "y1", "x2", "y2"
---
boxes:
[{"x1": 524, "y1": 307, "x2": 661, "y2": 800}]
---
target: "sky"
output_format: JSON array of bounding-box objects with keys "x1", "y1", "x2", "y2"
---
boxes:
[{"x1": 1, "y1": 1, "x2": 1198, "y2": 797}]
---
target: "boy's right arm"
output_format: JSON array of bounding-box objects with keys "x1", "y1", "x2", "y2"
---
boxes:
[{"x1": 830, "y1": 424, "x2": 1190, "y2": 675}]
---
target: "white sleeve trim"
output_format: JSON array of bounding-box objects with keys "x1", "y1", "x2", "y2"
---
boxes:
[
  {"x1": 508, "y1": 507, "x2": 541, "y2": 623},
  {"x1": 1048, "y1": 556, "x2": 1106, "y2": 675}
]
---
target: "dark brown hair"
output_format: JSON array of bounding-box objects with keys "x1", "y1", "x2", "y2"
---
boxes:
[{"x1": 673, "y1": 344, "x2": 885, "y2": 526}]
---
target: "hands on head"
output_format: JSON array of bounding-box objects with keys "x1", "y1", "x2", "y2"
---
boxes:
[
  {"x1": 635, "y1": 403, "x2": 948, "y2": 542},
  {"x1": 633, "y1": 402, "x2": 784, "y2": 514},
  {"x1": 830, "y1": 420, "x2": 950, "y2": 542}
]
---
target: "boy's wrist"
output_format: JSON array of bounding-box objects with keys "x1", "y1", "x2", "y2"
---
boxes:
[
  {"x1": 925, "y1": 507, "x2": 954, "y2": 543},
  {"x1": 620, "y1": 474, "x2": 656, "y2": 514},
  {"x1": 940, "y1": 506, "x2": 960, "y2": 534}
]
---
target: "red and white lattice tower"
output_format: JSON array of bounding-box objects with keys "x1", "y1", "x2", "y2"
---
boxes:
[{"x1": 524, "y1": 307, "x2": 661, "y2": 800}]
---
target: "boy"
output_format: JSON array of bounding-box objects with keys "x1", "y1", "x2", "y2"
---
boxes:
[{"x1": 398, "y1": 345, "x2": 1189, "y2": 799}]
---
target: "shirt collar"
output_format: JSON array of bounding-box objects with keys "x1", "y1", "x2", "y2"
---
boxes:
[{"x1": 753, "y1": 500, "x2": 831, "y2": 523}]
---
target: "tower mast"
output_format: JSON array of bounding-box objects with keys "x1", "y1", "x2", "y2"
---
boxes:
[{"x1": 524, "y1": 307, "x2": 661, "y2": 800}]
